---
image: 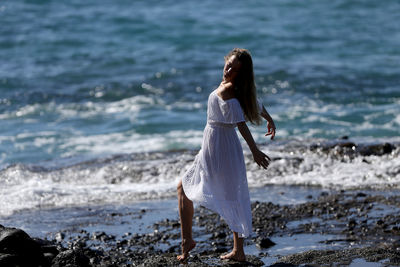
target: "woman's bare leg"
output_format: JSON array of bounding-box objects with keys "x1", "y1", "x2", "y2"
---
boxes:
[
  {"x1": 220, "y1": 232, "x2": 246, "y2": 261},
  {"x1": 176, "y1": 180, "x2": 196, "y2": 261}
]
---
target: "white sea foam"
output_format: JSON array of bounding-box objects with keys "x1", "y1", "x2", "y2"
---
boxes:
[
  {"x1": 58, "y1": 130, "x2": 203, "y2": 157},
  {"x1": 0, "y1": 151, "x2": 194, "y2": 217},
  {"x1": 2, "y1": 94, "x2": 203, "y2": 121},
  {"x1": 1, "y1": 139, "x2": 399, "y2": 217},
  {"x1": 247, "y1": 141, "x2": 400, "y2": 189}
]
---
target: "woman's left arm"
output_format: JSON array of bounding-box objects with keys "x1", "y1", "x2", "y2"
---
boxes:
[
  {"x1": 237, "y1": 121, "x2": 271, "y2": 169},
  {"x1": 259, "y1": 104, "x2": 276, "y2": 140}
]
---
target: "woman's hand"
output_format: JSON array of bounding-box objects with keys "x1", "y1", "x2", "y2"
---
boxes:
[
  {"x1": 252, "y1": 148, "x2": 271, "y2": 169},
  {"x1": 264, "y1": 120, "x2": 276, "y2": 140}
]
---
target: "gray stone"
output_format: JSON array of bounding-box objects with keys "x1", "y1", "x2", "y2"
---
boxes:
[{"x1": 51, "y1": 249, "x2": 90, "y2": 267}]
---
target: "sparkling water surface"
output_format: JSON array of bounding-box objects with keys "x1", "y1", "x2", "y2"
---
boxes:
[{"x1": 1, "y1": 0, "x2": 399, "y2": 166}]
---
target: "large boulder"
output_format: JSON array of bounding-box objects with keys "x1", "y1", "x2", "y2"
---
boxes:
[{"x1": 0, "y1": 225, "x2": 46, "y2": 266}]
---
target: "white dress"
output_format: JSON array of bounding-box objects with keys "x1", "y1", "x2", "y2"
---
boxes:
[{"x1": 182, "y1": 89, "x2": 261, "y2": 238}]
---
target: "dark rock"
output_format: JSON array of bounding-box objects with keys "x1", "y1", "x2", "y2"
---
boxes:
[
  {"x1": 116, "y1": 239, "x2": 128, "y2": 247},
  {"x1": 0, "y1": 253, "x2": 24, "y2": 266},
  {"x1": 376, "y1": 220, "x2": 384, "y2": 226},
  {"x1": 43, "y1": 252, "x2": 57, "y2": 265},
  {"x1": 338, "y1": 142, "x2": 356, "y2": 149},
  {"x1": 270, "y1": 263, "x2": 299, "y2": 267},
  {"x1": 212, "y1": 231, "x2": 227, "y2": 239},
  {"x1": 320, "y1": 191, "x2": 329, "y2": 197},
  {"x1": 167, "y1": 245, "x2": 179, "y2": 253},
  {"x1": 72, "y1": 240, "x2": 87, "y2": 249},
  {"x1": 362, "y1": 158, "x2": 371, "y2": 164},
  {"x1": 356, "y1": 192, "x2": 367, "y2": 198},
  {"x1": 335, "y1": 213, "x2": 344, "y2": 219},
  {"x1": 347, "y1": 219, "x2": 357, "y2": 229},
  {"x1": 0, "y1": 226, "x2": 45, "y2": 266},
  {"x1": 51, "y1": 249, "x2": 90, "y2": 267},
  {"x1": 32, "y1": 237, "x2": 54, "y2": 246},
  {"x1": 382, "y1": 143, "x2": 395, "y2": 154},
  {"x1": 171, "y1": 222, "x2": 180, "y2": 228},
  {"x1": 138, "y1": 253, "x2": 190, "y2": 267},
  {"x1": 41, "y1": 245, "x2": 59, "y2": 255},
  {"x1": 213, "y1": 246, "x2": 228, "y2": 253},
  {"x1": 359, "y1": 143, "x2": 395, "y2": 156},
  {"x1": 233, "y1": 255, "x2": 265, "y2": 266},
  {"x1": 91, "y1": 231, "x2": 114, "y2": 242},
  {"x1": 256, "y1": 237, "x2": 276, "y2": 249}
]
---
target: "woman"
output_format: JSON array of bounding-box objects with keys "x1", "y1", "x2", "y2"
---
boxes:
[{"x1": 177, "y1": 48, "x2": 276, "y2": 262}]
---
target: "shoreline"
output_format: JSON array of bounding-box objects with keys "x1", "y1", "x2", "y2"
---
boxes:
[{"x1": 2, "y1": 187, "x2": 400, "y2": 266}]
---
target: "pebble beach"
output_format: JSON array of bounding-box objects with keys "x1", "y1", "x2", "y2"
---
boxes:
[{"x1": 1, "y1": 0, "x2": 400, "y2": 266}]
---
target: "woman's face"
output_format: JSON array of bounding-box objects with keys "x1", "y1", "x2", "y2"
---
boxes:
[{"x1": 223, "y1": 55, "x2": 241, "y2": 82}]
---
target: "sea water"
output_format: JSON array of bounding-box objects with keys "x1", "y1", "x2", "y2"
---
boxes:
[{"x1": 1, "y1": 0, "x2": 400, "y2": 217}]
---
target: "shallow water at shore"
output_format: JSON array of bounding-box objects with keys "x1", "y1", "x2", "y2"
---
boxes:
[{"x1": 0, "y1": 186, "x2": 322, "y2": 238}]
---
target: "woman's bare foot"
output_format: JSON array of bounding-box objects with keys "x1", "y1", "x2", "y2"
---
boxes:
[
  {"x1": 176, "y1": 239, "x2": 196, "y2": 261},
  {"x1": 220, "y1": 250, "x2": 246, "y2": 262}
]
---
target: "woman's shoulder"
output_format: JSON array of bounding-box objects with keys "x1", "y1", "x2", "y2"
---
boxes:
[{"x1": 214, "y1": 84, "x2": 236, "y2": 101}]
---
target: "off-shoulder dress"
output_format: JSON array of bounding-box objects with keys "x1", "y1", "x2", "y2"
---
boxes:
[{"x1": 182, "y1": 89, "x2": 262, "y2": 237}]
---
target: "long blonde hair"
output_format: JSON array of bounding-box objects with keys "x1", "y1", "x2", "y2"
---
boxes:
[{"x1": 225, "y1": 48, "x2": 261, "y2": 125}]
